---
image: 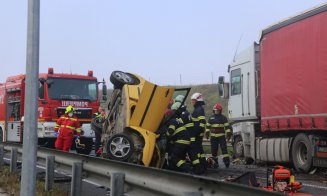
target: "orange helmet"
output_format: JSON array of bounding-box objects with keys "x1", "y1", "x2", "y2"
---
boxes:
[{"x1": 213, "y1": 103, "x2": 222, "y2": 111}]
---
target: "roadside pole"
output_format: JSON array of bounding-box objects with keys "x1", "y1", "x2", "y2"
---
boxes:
[{"x1": 20, "y1": 0, "x2": 40, "y2": 195}]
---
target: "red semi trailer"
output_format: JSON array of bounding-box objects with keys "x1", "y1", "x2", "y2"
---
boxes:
[
  {"x1": 0, "y1": 68, "x2": 106, "y2": 154},
  {"x1": 219, "y1": 3, "x2": 327, "y2": 172}
]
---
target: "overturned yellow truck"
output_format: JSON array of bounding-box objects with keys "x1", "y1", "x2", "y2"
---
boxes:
[{"x1": 100, "y1": 71, "x2": 190, "y2": 167}]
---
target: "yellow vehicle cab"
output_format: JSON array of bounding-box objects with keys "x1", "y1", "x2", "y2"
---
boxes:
[{"x1": 101, "y1": 71, "x2": 190, "y2": 167}]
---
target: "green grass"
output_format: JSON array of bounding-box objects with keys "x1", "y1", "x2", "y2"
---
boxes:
[
  {"x1": 182, "y1": 84, "x2": 228, "y2": 118},
  {"x1": 0, "y1": 166, "x2": 68, "y2": 196}
]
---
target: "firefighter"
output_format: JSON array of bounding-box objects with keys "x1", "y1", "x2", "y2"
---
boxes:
[
  {"x1": 54, "y1": 105, "x2": 81, "y2": 152},
  {"x1": 190, "y1": 92, "x2": 207, "y2": 172},
  {"x1": 179, "y1": 104, "x2": 202, "y2": 174},
  {"x1": 92, "y1": 106, "x2": 106, "y2": 156},
  {"x1": 206, "y1": 103, "x2": 231, "y2": 168},
  {"x1": 164, "y1": 102, "x2": 191, "y2": 172}
]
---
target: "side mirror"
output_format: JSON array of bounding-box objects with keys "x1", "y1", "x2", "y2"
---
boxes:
[
  {"x1": 218, "y1": 76, "x2": 229, "y2": 99},
  {"x1": 39, "y1": 78, "x2": 46, "y2": 84},
  {"x1": 101, "y1": 79, "x2": 108, "y2": 101}
]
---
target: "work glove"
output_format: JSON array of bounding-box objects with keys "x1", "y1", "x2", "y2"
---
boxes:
[
  {"x1": 53, "y1": 132, "x2": 59, "y2": 137},
  {"x1": 74, "y1": 135, "x2": 80, "y2": 141}
]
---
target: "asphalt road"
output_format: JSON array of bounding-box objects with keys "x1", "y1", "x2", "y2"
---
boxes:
[{"x1": 203, "y1": 159, "x2": 327, "y2": 196}]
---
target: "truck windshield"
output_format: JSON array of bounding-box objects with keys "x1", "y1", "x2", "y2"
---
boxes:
[{"x1": 47, "y1": 78, "x2": 98, "y2": 101}]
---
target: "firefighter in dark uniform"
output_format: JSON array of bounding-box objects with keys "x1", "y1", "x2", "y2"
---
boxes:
[
  {"x1": 206, "y1": 103, "x2": 231, "y2": 168},
  {"x1": 91, "y1": 106, "x2": 105, "y2": 156},
  {"x1": 165, "y1": 102, "x2": 191, "y2": 172},
  {"x1": 190, "y1": 93, "x2": 207, "y2": 172},
  {"x1": 179, "y1": 104, "x2": 202, "y2": 174}
]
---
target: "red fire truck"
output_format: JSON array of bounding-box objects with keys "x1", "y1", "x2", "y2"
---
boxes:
[{"x1": 0, "y1": 68, "x2": 106, "y2": 154}]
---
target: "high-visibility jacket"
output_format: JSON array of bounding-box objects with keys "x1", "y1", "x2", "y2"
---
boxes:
[
  {"x1": 54, "y1": 114, "x2": 81, "y2": 136},
  {"x1": 206, "y1": 114, "x2": 231, "y2": 138}
]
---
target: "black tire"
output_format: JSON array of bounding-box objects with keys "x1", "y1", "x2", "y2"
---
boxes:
[
  {"x1": 106, "y1": 133, "x2": 134, "y2": 161},
  {"x1": 110, "y1": 71, "x2": 140, "y2": 89},
  {"x1": 76, "y1": 137, "x2": 93, "y2": 155},
  {"x1": 233, "y1": 136, "x2": 244, "y2": 159},
  {"x1": 292, "y1": 134, "x2": 313, "y2": 173}
]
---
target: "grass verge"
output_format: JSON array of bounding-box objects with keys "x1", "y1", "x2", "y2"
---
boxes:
[{"x1": 0, "y1": 166, "x2": 69, "y2": 196}]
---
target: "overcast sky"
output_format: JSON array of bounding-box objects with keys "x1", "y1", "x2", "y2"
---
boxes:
[{"x1": 0, "y1": 0, "x2": 326, "y2": 87}]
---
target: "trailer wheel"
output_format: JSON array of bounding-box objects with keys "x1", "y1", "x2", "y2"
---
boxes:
[
  {"x1": 292, "y1": 134, "x2": 313, "y2": 173},
  {"x1": 110, "y1": 71, "x2": 140, "y2": 89},
  {"x1": 106, "y1": 133, "x2": 134, "y2": 161},
  {"x1": 76, "y1": 137, "x2": 93, "y2": 155},
  {"x1": 233, "y1": 136, "x2": 244, "y2": 158}
]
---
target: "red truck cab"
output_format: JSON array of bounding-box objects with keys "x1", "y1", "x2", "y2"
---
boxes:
[{"x1": 0, "y1": 68, "x2": 103, "y2": 154}]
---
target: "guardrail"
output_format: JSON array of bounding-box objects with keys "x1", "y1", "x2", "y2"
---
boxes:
[{"x1": 0, "y1": 143, "x2": 278, "y2": 196}]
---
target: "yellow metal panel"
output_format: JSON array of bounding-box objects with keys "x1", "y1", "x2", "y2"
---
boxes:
[
  {"x1": 130, "y1": 126, "x2": 157, "y2": 167},
  {"x1": 130, "y1": 81, "x2": 174, "y2": 133}
]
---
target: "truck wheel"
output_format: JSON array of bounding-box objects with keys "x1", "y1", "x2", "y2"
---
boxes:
[
  {"x1": 110, "y1": 71, "x2": 140, "y2": 89},
  {"x1": 292, "y1": 134, "x2": 313, "y2": 173},
  {"x1": 106, "y1": 133, "x2": 134, "y2": 161},
  {"x1": 233, "y1": 136, "x2": 244, "y2": 158},
  {"x1": 76, "y1": 137, "x2": 93, "y2": 155}
]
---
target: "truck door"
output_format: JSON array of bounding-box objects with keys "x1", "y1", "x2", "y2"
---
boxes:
[{"x1": 228, "y1": 44, "x2": 258, "y2": 121}]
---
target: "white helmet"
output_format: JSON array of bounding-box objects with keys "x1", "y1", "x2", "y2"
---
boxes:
[{"x1": 191, "y1": 93, "x2": 204, "y2": 102}]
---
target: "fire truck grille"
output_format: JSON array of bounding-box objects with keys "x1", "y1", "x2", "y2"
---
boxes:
[{"x1": 57, "y1": 108, "x2": 92, "y2": 119}]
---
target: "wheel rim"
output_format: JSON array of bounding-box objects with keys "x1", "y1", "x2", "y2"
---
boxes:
[
  {"x1": 297, "y1": 141, "x2": 308, "y2": 165},
  {"x1": 235, "y1": 141, "x2": 244, "y2": 157},
  {"x1": 109, "y1": 137, "x2": 131, "y2": 158},
  {"x1": 115, "y1": 72, "x2": 133, "y2": 83}
]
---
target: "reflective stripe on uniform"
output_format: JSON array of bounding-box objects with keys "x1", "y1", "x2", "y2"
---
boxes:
[
  {"x1": 60, "y1": 117, "x2": 77, "y2": 121},
  {"x1": 192, "y1": 159, "x2": 200, "y2": 165},
  {"x1": 61, "y1": 125, "x2": 75, "y2": 130},
  {"x1": 224, "y1": 123, "x2": 230, "y2": 127},
  {"x1": 200, "y1": 154, "x2": 206, "y2": 158},
  {"x1": 225, "y1": 129, "x2": 231, "y2": 133},
  {"x1": 169, "y1": 125, "x2": 176, "y2": 130},
  {"x1": 176, "y1": 160, "x2": 186, "y2": 167},
  {"x1": 222, "y1": 154, "x2": 230, "y2": 158},
  {"x1": 199, "y1": 123, "x2": 205, "y2": 128},
  {"x1": 190, "y1": 137, "x2": 196, "y2": 142},
  {"x1": 199, "y1": 133, "x2": 204, "y2": 137},
  {"x1": 198, "y1": 116, "x2": 205, "y2": 120},
  {"x1": 54, "y1": 124, "x2": 60, "y2": 128},
  {"x1": 210, "y1": 124, "x2": 225, "y2": 128},
  {"x1": 191, "y1": 116, "x2": 206, "y2": 122},
  {"x1": 184, "y1": 123, "x2": 194, "y2": 128},
  {"x1": 211, "y1": 133, "x2": 225, "y2": 137},
  {"x1": 76, "y1": 128, "x2": 81, "y2": 133},
  {"x1": 175, "y1": 140, "x2": 190, "y2": 145},
  {"x1": 173, "y1": 126, "x2": 186, "y2": 136}
]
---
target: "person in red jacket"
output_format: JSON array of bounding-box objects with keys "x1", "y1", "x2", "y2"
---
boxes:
[{"x1": 54, "y1": 105, "x2": 81, "y2": 152}]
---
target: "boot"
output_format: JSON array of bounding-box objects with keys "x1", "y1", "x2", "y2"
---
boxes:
[{"x1": 213, "y1": 157, "x2": 219, "y2": 169}]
